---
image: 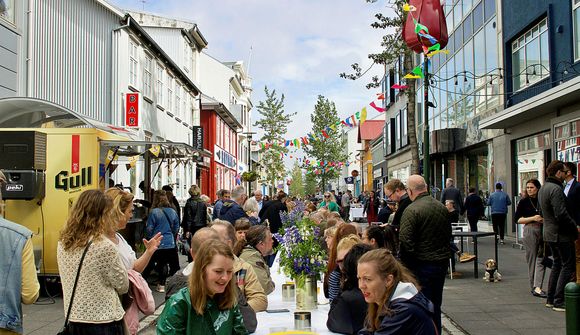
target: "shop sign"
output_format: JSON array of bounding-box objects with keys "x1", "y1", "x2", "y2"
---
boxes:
[
  {"x1": 214, "y1": 145, "x2": 236, "y2": 169},
  {"x1": 125, "y1": 93, "x2": 139, "y2": 128},
  {"x1": 193, "y1": 126, "x2": 204, "y2": 150},
  {"x1": 557, "y1": 144, "x2": 580, "y2": 163}
]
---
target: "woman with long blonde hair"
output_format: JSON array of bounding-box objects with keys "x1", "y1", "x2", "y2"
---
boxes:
[
  {"x1": 357, "y1": 249, "x2": 436, "y2": 335},
  {"x1": 156, "y1": 240, "x2": 247, "y2": 334},
  {"x1": 104, "y1": 187, "x2": 162, "y2": 272},
  {"x1": 57, "y1": 189, "x2": 128, "y2": 335}
]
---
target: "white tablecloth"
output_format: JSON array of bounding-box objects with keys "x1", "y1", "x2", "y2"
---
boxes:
[
  {"x1": 255, "y1": 259, "x2": 338, "y2": 334},
  {"x1": 349, "y1": 207, "x2": 365, "y2": 222}
]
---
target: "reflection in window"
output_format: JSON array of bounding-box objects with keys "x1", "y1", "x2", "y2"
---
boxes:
[
  {"x1": 0, "y1": 0, "x2": 14, "y2": 23},
  {"x1": 485, "y1": 20, "x2": 498, "y2": 76},
  {"x1": 484, "y1": 0, "x2": 496, "y2": 21},
  {"x1": 473, "y1": 2, "x2": 483, "y2": 31},
  {"x1": 511, "y1": 18, "x2": 549, "y2": 91}
]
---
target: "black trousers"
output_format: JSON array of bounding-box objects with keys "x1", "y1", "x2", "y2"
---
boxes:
[
  {"x1": 547, "y1": 241, "x2": 576, "y2": 307},
  {"x1": 467, "y1": 215, "x2": 479, "y2": 232},
  {"x1": 491, "y1": 213, "x2": 507, "y2": 240},
  {"x1": 69, "y1": 320, "x2": 124, "y2": 335},
  {"x1": 143, "y1": 247, "x2": 180, "y2": 285}
]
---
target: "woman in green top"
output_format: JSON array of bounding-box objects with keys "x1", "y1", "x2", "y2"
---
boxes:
[
  {"x1": 318, "y1": 192, "x2": 341, "y2": 213},
  {"x1": 156, "y1": 240, "x2": 248, "y2": 335}
]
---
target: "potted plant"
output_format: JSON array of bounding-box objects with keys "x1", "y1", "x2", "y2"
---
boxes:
[
  {"x1": 274, "y1": 205, "x2": 327, "y2": 310},
  {"x1": 241, "y1": 170, "x2": 259, "y2": 182}
]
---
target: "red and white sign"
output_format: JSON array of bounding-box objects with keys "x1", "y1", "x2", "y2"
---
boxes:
[
  {"x1": 125, "y1": 93, "x2": 139, "y2": 128},
  {"x1": 71, "y1": 134, "x2": 80, "y2": 173}
]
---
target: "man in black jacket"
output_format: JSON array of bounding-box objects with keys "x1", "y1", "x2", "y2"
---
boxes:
[
  {"x1": 441, "y1": 178, "x2": 464, "y2": 214},
  {"x1": 563, "y1": 162, "x2": 580, "y2": 286},
  {"x1": 259, "y1": 191, "x2": 288, "y2": 266},
  {"x1": 399, "y1": 175, "x2": 451, "y2": 334},
  {"x1": 464, "y1": 187, "x2": 485, "y2": 232},
  {"x1": 538, "y1": 160, "x2": 578, "y2": 312},
  {"x1": 384, "y1": 179, "x2": 412, "y2": 233}
]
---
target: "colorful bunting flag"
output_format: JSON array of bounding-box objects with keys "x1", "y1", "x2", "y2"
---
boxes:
[
  {"x1": 369, "y1": 101, "x2": 386, "y2": 113},
  {"x1": 403, "y1": 3, "x2": 416, "y2": 11},
  {"x1": 391, "y1": 84, "x2": 409, "y2": 90},
  {"x1": 149, "y1": 145, "x2": 161, "y2": 157}
]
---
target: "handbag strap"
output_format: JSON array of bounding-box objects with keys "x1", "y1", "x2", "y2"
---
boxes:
[{"x1": 63, "y1": 240, "x2": 93, "y2": 326}]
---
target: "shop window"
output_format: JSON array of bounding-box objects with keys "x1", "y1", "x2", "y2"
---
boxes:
[
  {"x1": 512, "y1": 18, "x2": 549, "y2": 91},
  {"x1": 167, "y1": 76, "x2": 174, "y2": 112},
  {"x1": 401, "y1": 108, "x2": 408, "y2": 147},
  {"x1": 0, "y1": 0, "x2": 14, "y2": 23},
  {"x1": 574, "y1": 0, "x2": 580, "y2": 60}
]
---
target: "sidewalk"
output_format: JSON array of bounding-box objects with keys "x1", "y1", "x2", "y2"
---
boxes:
[{"x1": 442, "y1": 236, "x2": 565, "y2": 335}]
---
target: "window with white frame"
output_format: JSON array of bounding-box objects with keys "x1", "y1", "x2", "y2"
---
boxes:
[
  {"x1": 129, "y1": 40, "x2": 139, "y2": 87},
  {"x1": 512, "y1": 18, "x2": 549, "y2": 91},
  {"x1": 156, "y1": 64, "x2": 164, "y2": 106},
  {"x1": 143, "y1": 54, "x2": 153, "y2": 98},
  {"x1": 167, "y1": 75, "x2": 174, "y2": 112},
  {"x1": 574, "y1": 0, "x2": 580, "y2": 60},
  {"x1": 184, "y1": 41, "x2": 192, "y2": 73},
  {"x1": 182, "y1": 89, "x2": 187, "y2": 121},
  {"x1": 175, "y1": 82, "x2": 181, "y2": 120},
  {"x1": 0, "y1": 0, "x2": 15, "y2": 23}
]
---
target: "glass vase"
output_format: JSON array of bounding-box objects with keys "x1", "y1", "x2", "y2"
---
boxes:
[{"x1": 295, "y1": 275, "x2": 317, "y2": 310}]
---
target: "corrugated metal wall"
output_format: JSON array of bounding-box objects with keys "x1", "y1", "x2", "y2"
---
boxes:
[{"x1": 30, "y1": 0, "x2": 120, "y2": 122}]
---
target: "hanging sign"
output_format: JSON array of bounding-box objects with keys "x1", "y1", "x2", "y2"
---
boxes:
[
  {"x1": 193, "y1": 126, "x2": 204, "y2": 150},
  {"x1": 214, "y1": 145, "x2": 237, "y2": 170},
  {"x1": 125, "y1": 93, "x2": 140, "y2": 128}
]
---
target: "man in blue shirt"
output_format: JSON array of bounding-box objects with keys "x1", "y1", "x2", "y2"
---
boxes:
[{"x1": 488, "y1": 182, "x2": 512, "y2": 244}]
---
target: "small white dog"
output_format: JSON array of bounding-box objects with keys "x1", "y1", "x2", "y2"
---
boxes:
[{"x1": 483, "y1": 259, "x2": 502, "y2": 282}]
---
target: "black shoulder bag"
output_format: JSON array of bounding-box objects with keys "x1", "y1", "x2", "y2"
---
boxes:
[{"x1": 57, "y1": 240, "x2": 93, "y2": 335}]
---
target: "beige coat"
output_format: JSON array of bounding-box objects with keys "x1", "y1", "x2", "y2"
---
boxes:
[
  {"x1": 239, "y1": 246, "x2": 275, "y2": 295},
  {"x1": 234, "y1": 256, "x2": 268, "y2": 312}
]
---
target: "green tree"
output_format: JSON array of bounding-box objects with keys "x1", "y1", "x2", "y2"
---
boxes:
[
  {"x1": 302, "y1": 95, "x2": 348, "y2": 191},
  {"x1": 304, "y1": 171, "x2": 318, "y2": 196},
  {"x1": 340, "y1": 0, "x2": 420, "y2": 175},
  {"x1": 254, "y1": 87, "x2": 296, "y2": 194},
  {"x1": 288, "y1": 162, "x2": 305, "y2": 197}
]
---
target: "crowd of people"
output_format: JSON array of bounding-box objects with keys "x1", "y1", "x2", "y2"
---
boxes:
[{"x1": 1, "y1": 158, "x2": 579, "y2": 334}]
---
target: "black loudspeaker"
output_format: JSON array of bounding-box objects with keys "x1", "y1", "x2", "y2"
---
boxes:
[
  {"x1": 0, "y1": 131, "x2": 47, "y2": 170},
  {"x1": 1, "y1": 170, "x2": 45, "y2": 200}
]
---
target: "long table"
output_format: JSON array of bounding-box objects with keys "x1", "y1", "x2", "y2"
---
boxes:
[
  {"x1": 453, "y1": 231, "x2": 498, "y2": 279},
  {"x1": 255, "y1": 260, "x2": 338, "y2": 334}
]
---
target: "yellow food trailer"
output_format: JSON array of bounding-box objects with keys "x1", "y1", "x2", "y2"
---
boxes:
[{"x1": 0, "y1": 98, "x2": 138, "y2": 276}]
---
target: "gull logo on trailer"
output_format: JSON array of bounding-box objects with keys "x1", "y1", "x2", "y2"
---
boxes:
[
  {"x1": 55, "y1": 167, "x2": 93, "y2": 192},
  {"x1": 55, "y1": 134, "x2": 93, "y2": 192},
  {"x1": 6, "y1": 184, "x2": 24, "y2": 192}
]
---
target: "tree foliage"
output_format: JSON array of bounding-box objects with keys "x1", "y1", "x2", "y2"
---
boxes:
[
  {"x1": 304, "y1": 171, "x2": 318, "y2": 195},
  {"x1": 288, "y1": 161, "x2": 305, "y2": 198},
  {"x1": 254, "y1": 87, "x2": 296, "y2": 193},
  {"x1": 302, "y1": 95, "x2": 348, "y2": 191},
  {"x1": 339, "y1": 0, "x2": 419, "y2": 174}
]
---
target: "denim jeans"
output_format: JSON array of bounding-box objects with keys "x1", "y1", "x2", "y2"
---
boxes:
[
  {"x1": 69, "y1": 320, "x2": 124, "y2": 335},
  {"x1": 547, "y1": 241, "x2": 576, "y2": 306},
  {"x1": 406, "y1": 260, "x2": 448, "y2": 335}
]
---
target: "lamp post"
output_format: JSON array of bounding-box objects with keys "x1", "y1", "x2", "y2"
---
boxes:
[
  {"x1": 242, "y1": 131, "x2": 256, "y2": 196},
  {"x1": 358, "y1": 148, "x2": 366, "y2": 196}
]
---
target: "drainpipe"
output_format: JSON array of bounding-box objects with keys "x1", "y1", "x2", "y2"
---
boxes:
[{"x1": 26, "y1": 0, "x2": 33, "y2": 96}]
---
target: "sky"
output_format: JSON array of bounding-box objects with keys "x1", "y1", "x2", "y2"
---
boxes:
[{"x1": 109, "y1": 0, "x2": 393, "y2": 167}]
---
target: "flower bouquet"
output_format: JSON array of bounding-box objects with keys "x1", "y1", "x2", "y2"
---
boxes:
[{"x1": 274, "y1": 211, "x2": 326, "y2": 310}]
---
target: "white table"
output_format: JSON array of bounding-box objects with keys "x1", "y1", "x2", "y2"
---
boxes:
[
  {"x1": 349, "y1": 206, "x2": 365, "y2": 222},
  {"x1": 255, "y1": 259, "x2": 338, "y2": 334}
]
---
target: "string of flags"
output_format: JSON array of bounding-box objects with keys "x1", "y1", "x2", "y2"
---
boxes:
[{"x1": 104, "y1": 145, "x2": 192, "y2": 171}]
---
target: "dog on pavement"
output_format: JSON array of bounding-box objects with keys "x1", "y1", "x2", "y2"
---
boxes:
[{"x1": 483, "y1": 258, "x2": 501, "y2": 282}]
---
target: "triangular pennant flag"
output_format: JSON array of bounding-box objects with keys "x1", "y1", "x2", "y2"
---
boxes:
[
  {"x1": 404, "y1": 73, "x2": 422, "y2": 79},
  {"x1": 427, "y1": 43, "x2": 441, "y2": 52},
  {"x1": 128, "y1": 155, "x2": 139, "y2": 168},
  {"x1": 426, "y1": 49, "x2": 449, "y2": 57},
  {"x1": 329, "y1": 124, "x2": 337, "y2": 131},
  {"x1": 341, "y1": 120, "x2": 348, "y2": 126},
  {"x1": 105, "y1": 149, "x2": 115, "y2": 166},
  {"x1": 125, "y1": 163, "x2": 132, "y2": 171},
  {"x1": 149, "y1": 145, "x2": 161, "y2": 157},
  {"x1": 414, "y1": 22, "x2": 429, "y2": 34},
  {"x1": 355, "y1": 111, "x2": 361, "y2": 120},
  {"x1": 345, "y1": 117, "x2": 353, "y2": 127},
  {"x1": 321, "y1": 130, "x2": 330, "y2": 138},
  {"x1": 403, "y1": 3, "x2": 416, "y2": 11},
  {"x1": 392, "y1": 84, "x2": 409, "y2": 90},
  {"x1": 412, "y1": 66, "x2": 424, "y2": 77},
  {"x1": 369, "y1": 101, "x2": 386, "y2": 113},
  {"x1": 360, "y1": 107, "x2": 368, "y2": 125},
  {"x1": 376, "y1": 93, "x2": 385, "y2": 100},
  {"x1": 418, "y1": 32, "x2": 438, "y2": 45},
  {"x1": 351, "y1": 115, "x2": 357, "y2": 126}
]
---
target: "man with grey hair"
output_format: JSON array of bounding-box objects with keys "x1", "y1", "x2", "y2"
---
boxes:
[
  {"x1": 219, "y1": 186, "x2": 249, "y2": 225},
  {"x1": 0, "y1": 170, "x2": 40, "y2": 334},
  {"x1": 252, "y1": 190, "x2": 264, "y2": 211},
  {"x1": 400, "y1": 175, "x2": 451, "y2": 334},
  {"x1": 441, "y1": 178, "x2": 463, "y2": 213}
]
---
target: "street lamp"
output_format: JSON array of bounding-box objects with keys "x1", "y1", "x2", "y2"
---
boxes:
[{"x1": 242, "y1": 131, "x2": 256, "y2": 196}]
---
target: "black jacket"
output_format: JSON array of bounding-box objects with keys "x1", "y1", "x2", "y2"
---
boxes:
[
  {"x1": 391, "y1": 194, "x2": 412, "y2": 230},
  {"x1": 259, "y1": 200, "x2": 287, "y2": 235},
  {"x1": 327, "y1": 288, "x2": 367, "y2": 335},
  {"x1": 566, "y1": 178, "x2": 580, "y2": 226},
  {"x1": 441, "y1": 187, "x2": 464, "y2": 213},
  {"x1": 377, "y1": 206, "x2": 393, "y2": 224},
  {"x1": 181, "y1": 196, "x2": 208, "y2": 233},
  {"x1": 359, "y1": 282, "x2": 436, "y2": 335},
  {"x1": 363, "y1": 196, "x2": 380, "y2": 216},
  {"x1": 463, "y1": 193, "x2": 485, "y2": 217}
]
